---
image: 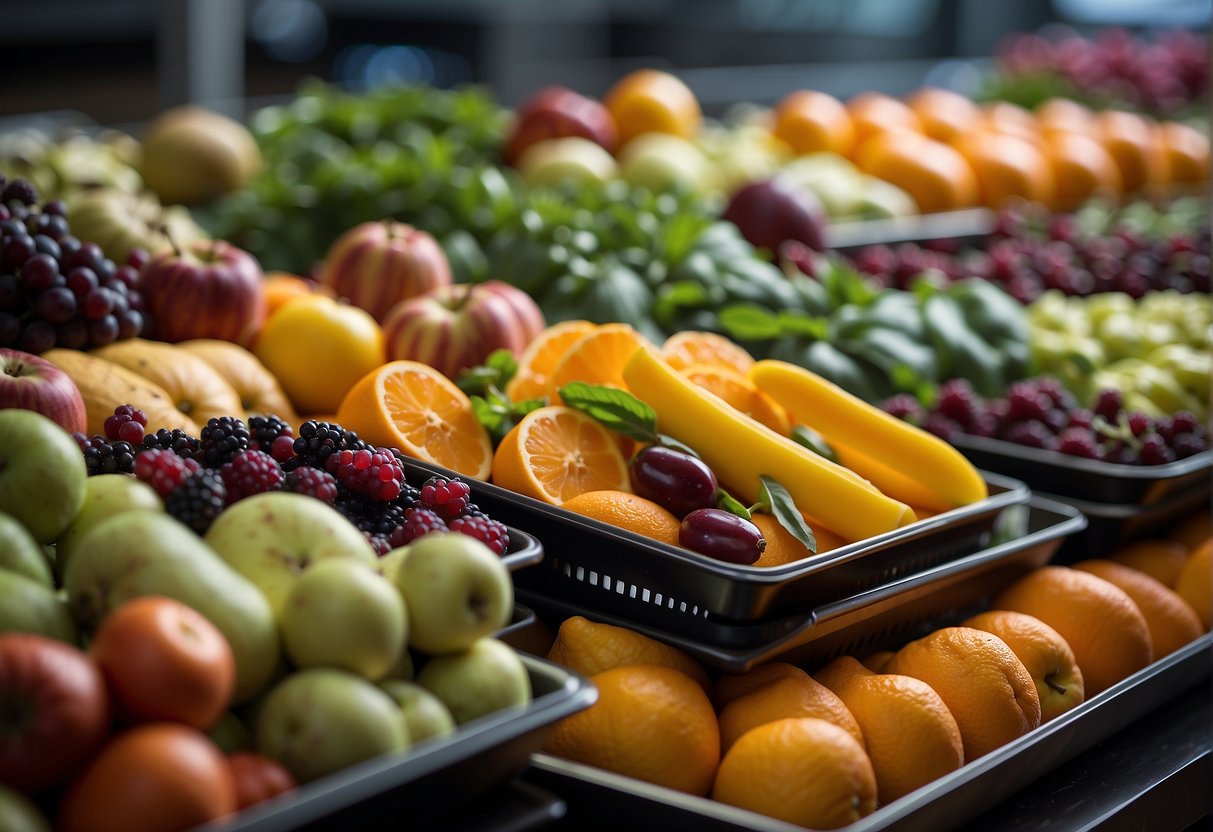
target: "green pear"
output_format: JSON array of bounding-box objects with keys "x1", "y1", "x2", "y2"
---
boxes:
[
  {"x1": 0, "y1": 511, "x2": 53, "y2": 588},
  {"x1": 280, "y1": 560, "x2": 407, "y2": 681},
  {"x1": 208, "y1": 711, "x2": 255, "y2": 754},
  {"x1": 0, "y1": 410, "x2": 87, "y2": 543},
  {"x1": 257, "y1": 669, "x2": 409, "y2": 783},
  {"x1": 379, "y1": 680, "x2": 456, "y2": 744},
  {"x1": 0, "y1": 783, "x2": 51, "y2": 832},
  {"x1": 0, "y1": 570, "x2": 77, "y2": 643},
  {"x1": 55, "y1": 474, "x2": 162, "y2": 582},
  {"x1": 417, "y1": 638, "x2": 531, "y2": 725},
  {"x1": 65, "y1": 510, "x2": 279, "y2": 702},
  {"x1": 517, "y1": 137, "x2": 618, "y2": 188}
]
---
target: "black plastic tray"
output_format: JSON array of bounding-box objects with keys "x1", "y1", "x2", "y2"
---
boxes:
[
  {"x1": 825, "y1": 207, "x2": 996, "y2": 251},
  {"x1": 951, "y1": 435, "x2": 1212, "y2": 506},
  {"x1": 1047, "y1": 487, "x2": 1212, "y2": 562},
  {"x1": 523, "y1": 632, "x2": 1212, "y2": 832},
  {"x1": 501, "y1": 527, "x2": 545, "y2": 573},
  {"x1": 433, "y1": 779, "x2": 566, "y2": 832},
  {"x1": 402, "y1": 455, "x2": 1029, "y2": 630},
  {"x1": 193, "y1": 654, "x2": 595, "y2": 832},
  {"x1": 519, "y1": 498, "x2": 1084, "y2": 672}
]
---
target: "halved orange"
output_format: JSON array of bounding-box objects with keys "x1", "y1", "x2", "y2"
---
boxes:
[
  {"x1": 336, "y1": 360, "x2": 493, "y2": 480},
  {"x1": 679, "y1": 363, "x2": 791, "y2": 436},
  {"x1": 661, "y1": 330, "x2": 755, "y2": 375},
  {"x1": 504, "y1": 320, "x2": 598, "y2": 403},
  {"x1": 547, "y1": 323, "x2": 652, "y2": 405},
  {"x1": 492, "y1": 406, "x2": 631, "y2": 505}
]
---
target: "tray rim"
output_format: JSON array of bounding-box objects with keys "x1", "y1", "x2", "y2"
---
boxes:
[
  {"x1": 1037, "y1": 484, "x2": 1210, "y2": 520},
  {"x1": 952, "y1": 435, "x2": 1213, "y2": 483}
]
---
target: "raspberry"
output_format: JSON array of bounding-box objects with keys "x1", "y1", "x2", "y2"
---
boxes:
[
  {"x1": 79, "y1": 436, "x2": 137, "y2": 476},
  {"x1": 1002, "y1": 420, "x2": 1056, "y2": 450},
  {"x1": 165, "y1": 470, "x2": 227, "y2": 535},
  {"x1": 1159, "y1": 411, "x2": 1201, "y2": 443},
  {"x1": 1066, "y1": 409, "x2": 1095, "y2": 431},
  {"x1": 1033, "y1": 377, "x2": 1077, "y2": 411},
  {"x1": 387, "y1": 507, "x2": 448, "y2": 548},
  {"x1": 1093, "y1": 389, "x2": 1123, "y2": 422},
  {"x1": 418, "y1": 476, "x2": 472, "y2": 520},
  {"x1": 199, "y1": 416, "x2": 251, "y2": 468},
  {"x1": 1056, "y1": 427, "x2": 1103, "y2": 460},
  {"x1": 270, "y1": 435, "x2": 296, "y2": 463},
  {"x1": 968, "y1": 412, "x2": 999, "y2": 438},
  {"x1": 134, "y1": 449, "x2": 203, "y2": 496},
  {"x1": 1171, "y1": 432, "x2": 1208, "y2": 459},
  {"x1": 142, "y1": 428, "x2": 201, "y2": 461},
  {"x1": 248, "y1": 415, "x2": 294, "y2": 453},
  {"x1": 365, "y1": 533, "x2": 392, "y2": 557},
  {"x1": 1138, "y1": 434, "x2": 1176, "y2": 466},
  {"x1": 325, "y1": 448, "x2": 405, "y2": 502},
  {"x1": 220, "y1": 450, "x2": 285, "y2": 503},
  {"x1": 1005, "y1": 382, "x2": 1050, "y2": 423},
  {"x1": 1103, "y1": 441, "x2": 1137, "y2": 465},
  {"x1": 879, "y1": 393, "x2": 926, "y2": 425},
  {"x1": 284, "y1": 467, "x2": 339, "y2": 503},
  {"x1": 923, "y1": 412, "x2": 963, "y2": 442},
  {"x1": 103, "y1": 404, "x2": 148, "y2": 441},
  {"x1": 1042, "y1": 408, "x2": 1068, "y2": 434},
  {"x1": 935, "y1": 379, "x2": 979, "y2": 427},
  {"x1": 449, "y1": 515, "x2": 510, "y2": 556},
  {"x1": 1124, "y1": 411, "x2": 1152, "y2": 438}
]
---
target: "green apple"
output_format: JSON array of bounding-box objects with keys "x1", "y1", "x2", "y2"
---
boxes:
[
  {"x1": 618, "y1": 133, "x2": 709, "y2": 193},
  {"x1": 417, "y1": 638, "x2": 531, "y2": 725},
  {"x1": 393, "y1": 532, "x2": 512, "y2": 654},
  {"x1": 204, "y1": 492, "x2": 376, "y2": 616},
  {"x1": 0, "y1": 511, "x2": 52, "y2": 588},
  {"x1": 516, "y1": 137, "x2": 618, "y2": 188},
  {"x1": 377, "y1": 545, "x2": 410, "y2": 585},
  {"x1": 0, "y1": 409, "x2": 87, "y2": 543},
  {"x1": 856, "y1": 175, "x2": 916, "y2": 220},
  {"x1": 257, "y1": 668, "x2": 409, "y2": 783},
  {"x1": 208, "y1": 711, "x2": 254, "y2": 754},
  {"x1": 0, "y1": 570, "x2": 77, "y2": 643},
  {"x1": 780, "y1": 153, "x2": 866, "y2": 218},
  {"x1": 55, "y1": 474, "x2": 162, "y2": 581},
  {"x1": 0, "y1": 783, "x2": 50, "y2": 832},
  {"x1": 379, "y1": 679, "x2": 456, "y2": 744},
  {"x1": 280, "y1": 559, "x2": 407, "y2": 681}
]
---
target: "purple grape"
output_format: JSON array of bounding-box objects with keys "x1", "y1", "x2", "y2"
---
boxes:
[
  {"x1": 67, "y1": 267, "x2": 98, "y2": 297},
  {"x1": 3, "y1": 235, "x2": 35, "y2": 270},
  {"x1": 41, "y1": 200, "x2": 67, "y2": 217},
  {"x1": 630, "y1": 446, "x2": 719, "y2": 518},
  {"x1": 1005, "y1": 382, "x2": 1050, "y2": 423},
  {"x1": 58, "y1": 235, "x2": 82, "y2": 258},
  {"x1": 0, "y1": 274, "x2": 21, "y2": 310},
  {"x1": 679, "y1": 508, "x2": 765, "y2": 565},
  {"x1": 1002, "y1": 420, "x2": 1056, "y2": 450},
  {"x1": 0, "y1": 312, "x2": 19, "y2": 345},
  {"x1": 32, "y1": 235, "x2": 61, "y2": 260},
  {"x1": 18, "y1": 320, "x2": 56, "y2": 353},
  {"x1": 936, "y1": 378, "x2": 979, "y2": 426},
  {"x1": 83, "y1": 287, "x2": 115, "y2": 320},
  {"x1": 63, "y1": 242, "x2": 103, "y2": 273},
  {"x1": 87, "y1": 315, "x2": 119, "y2": 347},
  {"x1": 35, "y1": 287, "x2": 76, "y2": 323},
  {"x1": 116, "y1": 309, "x2": 143, "y2": 340},
  {"x1": 19, "y1": 253, "x2": 58, "y2": 293},
  {"x1": 56, "y1": 319, "x2": 89, "y2": 349}
]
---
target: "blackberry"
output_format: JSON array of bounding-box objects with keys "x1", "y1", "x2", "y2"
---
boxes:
[
  {"x1": 284, "y1": 467, "x2": 339, "y2": 503},
  {"x1": 394, "y1": 482, "x2": 421, "y2": 511},
  {"x1": 78, "y1": 435, "x2": 137, "y2": 476},
  {"x1": 418, "y1": 476, "x2": 472, "y2": 520},
  {"x1": 358, "y1": 503, "x2": 407, "y2": 537},
  {"x1": 220, "y1": 450, "x2": 285, "y2": 503},
  {"x1": 449, "y1": 515, "x2": 510, "y2": 556},
  {"x1": 199, "y1": 416, "x2": 251, "y2": 468},
  {"x1": 365, "y1": 533, "x2": 392, "y2": 557},
  {"x1": 165, "y1": 469, "x2": 227, "y2": 535},
  {"x1": 291, "y1": 421, "x2": 365, "y2": 470},
  {"x1": 2, "y1": 179, "x2": 38, "y2": 207},
  {"x1": 325, "y1": 448, "x2": 405, "y2": 501},
  {"x1": 142, "y1": 428, "x2": 201, "y2": 461},
  {"x1": 134, "y1": 449, "x2": 202, "y2": 496},
  {"x1": 248, "y1": 415, "x2": 294, "y2": 453},
  {"x1": 387, "y1": 507, "x2": 447, "y2": 548}
]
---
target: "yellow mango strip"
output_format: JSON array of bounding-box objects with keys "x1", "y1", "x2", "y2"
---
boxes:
[
  {"x1": 623, "y1": 348, "x2": 915, "y2": 543},
  {"x1": 750, "y1": 360, "x2": 988, "y2": 510}
]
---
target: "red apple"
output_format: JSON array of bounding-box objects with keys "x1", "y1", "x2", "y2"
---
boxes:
[
  {"x1": 0, "y1": 633, "x2": 110, "y2": 793},
  {"x1": 139, "y1": 240, "x2": 265, "y2": 345},
  {"x1": 319, "y1": 221, "x2": 453, "y2": 323},
  {"x1": 723, "y1": 177, "x2": 828, "y2": 254},
  {"x1": 383, "y1": 281, "x2": 545, "y2": 380},
  {"x1": 504, "y1": 86, "x2": 618, "y2": 166},
  {"x1": 0, "y1": 348, "x2": 87, "y2": 435}
]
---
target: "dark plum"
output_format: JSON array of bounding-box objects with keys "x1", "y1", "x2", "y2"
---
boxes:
[
  {"x1": 629, "y1": 446, "x2": 718, "y2": 518},
  {"x1": 678, "y1": 508, "x2": 765, "y2": 565}
]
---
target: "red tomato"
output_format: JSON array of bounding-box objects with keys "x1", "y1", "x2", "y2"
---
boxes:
[
  {"x1": 228, "y1": 752, "x2": 297, "y2": 811},
  {"x1": 0, "y1": 633, "x2": 110, "y2": 793},
  {"x1": 90, "y1": 596, "x2": 235, "y2": 731},
  {"x1": 58, "y1": 723, "x2": 235, "y2": 832}
]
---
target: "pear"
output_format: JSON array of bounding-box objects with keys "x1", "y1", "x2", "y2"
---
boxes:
[
  {"x1": 0, "y1": 511, "x2": 53, "y2": 588},
  {"x1": 67, "y1": 188, "x2": 208, "y2": 263},
  {"x1": 64, "y1": 510, "x2": 279, "y2": 702},
  {"x1": 0, "y1": 570, "x2": 76, "y2": 643},
  {"x1": 55, "y1": 474, "x2": 162, "y2": 583},
  {"x1": 139, "y1": 105, "x2": 261, "y2": 205}
]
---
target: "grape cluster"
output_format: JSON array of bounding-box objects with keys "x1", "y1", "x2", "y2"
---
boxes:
[
  {"x1": 0, "y1": 174, "x2": 148, "y2": 353},
  {"x1": 74, "y1": 406, "x2": 512, "y2": 553},
  {"x1": 882, "y1": 378, "x2": 1209, "y2": 465},
  {"x1": 848, "y1": 204, "x2": 1211, "y2": 303}
]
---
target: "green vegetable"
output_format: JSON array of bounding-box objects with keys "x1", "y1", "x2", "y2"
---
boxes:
[{"x1": 921, "y1": 294, "x2": 1006, "y2": 398}]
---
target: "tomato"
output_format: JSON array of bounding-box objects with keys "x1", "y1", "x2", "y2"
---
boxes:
[
  {"x1": 58, "y1": 723, "x2": 235, "y2": 832},
  {"x1": 228, "y1": 752, "x2": 297, "y2": 811},
  {"x1": 0, "y1": 633, "x2": 110, "y2": 793},
  {"x1": 90, "y1": 596, "x2": 235, "y2": 731}
]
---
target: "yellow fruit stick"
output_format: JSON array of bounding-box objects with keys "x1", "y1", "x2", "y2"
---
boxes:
[
  {"x1": 749, "y1": 360, "x2": 988, "y2": 510},
  {"x1": 623, "y1": 348, "x2": 915, "y2": 543}
]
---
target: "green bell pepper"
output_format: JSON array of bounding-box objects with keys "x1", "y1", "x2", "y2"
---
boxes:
[{"x1": 921, "y1": 294, "x2": 1006, "y2": 397}]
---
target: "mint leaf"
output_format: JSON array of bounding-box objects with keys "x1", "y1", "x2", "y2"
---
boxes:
[
  {"x1": 758, "y1": 475, "x2": 817, "y2": 553},
  {"x1": 486, "y1": 348, "x2": 518, "y2": 381},
  {"x1": 558, "y1": 382, "x2": 659, "y2": 443},
  {"x1": 456, "y1": 365, "x2": 500, "y2": 396},
  {"x1": 719, "y1": 304, "x2": 782, "y2": 341},
  {"x1": 790, "y1": 425, "x2": 838, "y2": 464},
  {"x1": 470, "y1": 395, "x2": 508, "y2": 443},
  {"x1": 715, "y1": 489, "x2": 752, "y2": 521}
]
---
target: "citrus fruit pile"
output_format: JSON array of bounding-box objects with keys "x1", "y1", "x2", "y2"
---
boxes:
[{"x1": 536, "y1": 516, "x2": 1211, "y2": 828}]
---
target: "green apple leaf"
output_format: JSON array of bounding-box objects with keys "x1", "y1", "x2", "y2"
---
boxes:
[
  {"x1": 558, "y1": 382, "x2": 659, "y2": 444},
  {"x1": 756, "y1": 475, "x2": 817, "y2": 553}
]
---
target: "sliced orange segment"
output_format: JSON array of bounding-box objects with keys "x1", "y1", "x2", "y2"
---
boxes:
[
  {"x1": 336, "y1": 360, "x2": 493, "y2": 480},
  {"x1": 492, "y1": 405, "x2": 631, "y2": 504},
  {"x1": 679, "y1": 363, "x2": 791, "y2": 436},
  {"x1": 661, "y1": 330, "x2": 756, "y2": 375},
  {"x1": 505, "y1": 320, "x2": 598, "y2": 403},
  {"x1": 547, "y1": 323, "x2": 652, "y2": 405}
]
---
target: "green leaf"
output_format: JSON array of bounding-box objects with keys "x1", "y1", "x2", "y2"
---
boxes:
[
  {"x1": 777, "y1": 312, "x2": 829, "y2": 340},
  {"x1": 558, "y1": 382, "x2": 660, "y2": 444},
  {"x1": 470, "y1": 395, "x2": 508, "y2": 440},
  {"x1": 715, "y1": 489, "x2": 752, "y2": 521},
  {"x1": 456, "y1": 366, "x2": 500, "y2": 396},
  {"x1": 655, "y1": 433, "x2": 700, "y2": 458},
  {"x1": 790, "y1": 425, "x2": 838, "y2": 464},
  {"x1": 485, "y1": 348, "x2": 518, "y2": 382},
  {"x1": 719, "y1": 304, "x2": 783, "y2": 341},
  {"x1": 758, "y1": 476, "x2": 817, "y2": 554}
]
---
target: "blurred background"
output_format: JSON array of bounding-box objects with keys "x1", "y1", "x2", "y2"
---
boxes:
[{"x1": 1, "y1": 0, "x2": 1210, "y2": 126}]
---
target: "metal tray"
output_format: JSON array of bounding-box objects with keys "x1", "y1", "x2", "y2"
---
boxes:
[
  {"x1": 431, "y1": 779, "x2": 566, "y2": 832},
  {"x1": 401, "y1": 456, "x2": 1029, "y2": 631},
  {"x1": 523, "y1": 633, "x2": 1212, "y2": 832},
  {"x1": 519, "y1": 498, "x2": 1084, "y2": 673},
  {"x1": 1046, "y1": 487, "x2": 1212, "y2": 562},
  {"x1": 952, "y1": 435, "x2": 1212, "y2": 506},
  {"x1": 825, "y1": 207, "x2": 996, "y2": 251},
  {"x1": 193, "y1": 653, "x2": 595, "y2": 832}
]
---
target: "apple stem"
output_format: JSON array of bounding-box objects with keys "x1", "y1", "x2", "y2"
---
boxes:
[
  {"x1": 160, "y1": 224, "x2": 182, "y2": 259},
  {"x1": 1046, "y1": 676, "x2": 1067, "y2": 695},
  {"x1": 383, "y1": 219, "x2": 398, "y2": 239},
  {"x1": 453, "y1": 283, "x2": 474, "y2": 310}
]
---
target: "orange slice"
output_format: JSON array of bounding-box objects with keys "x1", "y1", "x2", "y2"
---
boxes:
[
  {"x1": 661, "y1": 330, "x2": 756, "y2": 375},
  {"x1": 492, "y1": 405, "x2": 631, "y2": 504},
  {"x1": 336, "y1": 360, "x2": 493, "y2": 480},
  {"x1": 546, "y1": 323, "x2": 652, "y2": 405},
  {"x1": 679, "y1": 363, "x2": 791, "y2": 436},
  {"x1": 505, "y1": 320, "x2": 598, "y2": 403}
]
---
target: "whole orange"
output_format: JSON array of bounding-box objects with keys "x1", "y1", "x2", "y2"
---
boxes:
[
  {"x1": 855, "y1": 129, "x2": 979, "y2": 214},
  {"x1": 846, "y1": 92, "x2": 922, "y2": 149},
  {"x1": 1108, "y1": 539, "x2": 1190, "y2": 588},
  {"x1": 603, "y1": 69, "x2": 702, "y2": 146},
  {"x1": 1072, "y1": 559, "x2": 1202, "y2": 658},
  {"x1": 905, "y1": 87, "x2": 981, "y2": 144},
  {"x1": 952, "y1": 130, "x2": 1055, "y2": 209},
  {"x1": 771, "y1": 90, "x2": 856, "y2": 156},
  {"x1": 546, "y1": 615, "x2": 711, "y2": 693},
  {"x1": 1157, "y1": 121, "x2": 1210, "y2": 185},
  {"x1": 713, "y1": 662, "x2": 810, "y2": 709},
  {"x1": 1042, "y1": 131, "x2": 1123, "y2": 212},
  {"x1": 1095, "y1": 110, "x2": 1165, "y2": 194},
  {"x1": 716, "y1": 673, "x2": 863, "y2": 753},
  {"x1": 561, "y1": 490, "x2": 682, "y2": 548},
  {"x1": 1174, "y1": 539, "x2": 1212, "y2": 631}
]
